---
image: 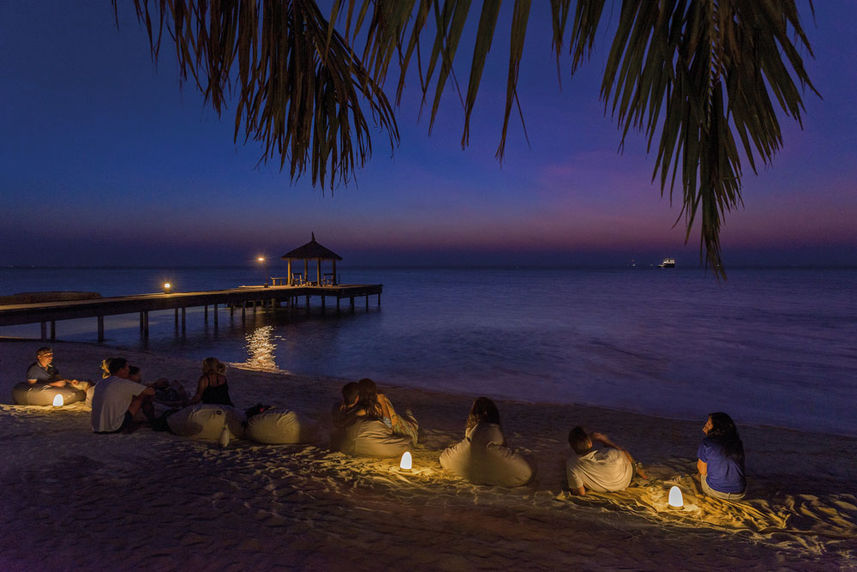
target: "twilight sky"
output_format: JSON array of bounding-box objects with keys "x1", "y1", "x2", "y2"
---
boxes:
[{"x1": 1, "y1": 1, "x2": 855, "y2": 268}]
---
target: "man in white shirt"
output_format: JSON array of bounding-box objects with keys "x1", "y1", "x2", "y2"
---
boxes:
[
  {"x1": 566, "y1": 426, "x2": 644, "y2": 495},
  {"x1": 91, "y1": 357, "x2": 155, "y2": 434}
]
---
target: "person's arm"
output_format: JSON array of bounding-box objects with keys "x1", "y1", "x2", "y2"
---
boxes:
[
  {"x1": 566, "y1": 461, "x2": 587, "y2": 495},
  {"x1": 150, "y1": 377, "x2": 169, "y2": 389},
  {"x1": 188, "y1": 375, "x2": 208, "y2": 405},
  {"x1": 54, "y1": 376, "x2": 83, "y2": 388},
  {"x1": 128, "y1": 385, "x2": 156, "y2": 417},
  {"x1": 591, "y1": 431, "x2": 631, "y2": 460},
  {"x1": 378, "y1": 394, "x2": 401, "y2": 428},
  {"x1": 697, "y1": 459, "x2": 707, "y2": 477},
  {"x1": 590, "y1": 431, "x2": 622, "y2": 450},
  {"x1": 592, "y1": 431, "x2": 646, "y2": 478}
]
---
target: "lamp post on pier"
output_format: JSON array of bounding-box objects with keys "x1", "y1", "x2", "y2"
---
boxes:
[{"x1": 256, "y1": 256, "x2": 269, "y2": 287}]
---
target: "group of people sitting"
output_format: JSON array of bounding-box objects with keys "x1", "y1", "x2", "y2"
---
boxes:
[
  {"x1": 91, "y1": 355, "x2": 233, "y2": 434},
  {"x1": 329, "y1": 381, "x2": 747, "y2": 500},
  {"x1": 20, "y1": 347, "x2": 747, "y2": 500},
  {"x1": 566, "y1": 412, "x2": 746, "y2": 500}
]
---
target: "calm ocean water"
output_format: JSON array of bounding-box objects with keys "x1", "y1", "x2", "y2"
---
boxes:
[{"x1": 2, "y1": 266, "x2": 856, "y2": 436}]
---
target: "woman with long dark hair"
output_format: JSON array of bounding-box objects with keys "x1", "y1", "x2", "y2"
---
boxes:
[
  {"x1": 697, "y1": 412, "x2": 747, "y2": 500},
  {"x1": 352, "y1": 378, "x2": 419, "y2": 444},
  {"x1": 332, "y1": 379, "x2": 412, "y2": 457},
  {"x1": 439, "y1": 397, "x2": 533, "y2": 487},
  {"x1": 466, "y1": 396, "x2": 501, "y2": 434}
]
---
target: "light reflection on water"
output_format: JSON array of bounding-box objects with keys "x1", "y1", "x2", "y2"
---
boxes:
[{"x1": 239, "y1": 325, "x2": 281, "y2": 372}]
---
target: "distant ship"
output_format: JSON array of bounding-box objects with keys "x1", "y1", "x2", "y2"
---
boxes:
[{"x1": 658, "y1": 257, "x2": 676, "y2": 268}]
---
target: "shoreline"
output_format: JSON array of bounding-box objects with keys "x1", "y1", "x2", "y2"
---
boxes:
[
  {"x1": 5, "y1": 334, "x2": 854, "y2": 440},
  {"x1": 1, "y1": 339, "x2": 856, "y2": 569}
]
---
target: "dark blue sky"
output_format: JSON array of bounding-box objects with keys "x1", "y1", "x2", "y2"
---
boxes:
[{"x1": 1, "y1": 1, "x2": 855, "y2": 268}]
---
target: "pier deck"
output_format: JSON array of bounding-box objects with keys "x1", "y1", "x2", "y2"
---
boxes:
[{"x1": 0, "y1": 284, "x2": 382, "y2": 341}]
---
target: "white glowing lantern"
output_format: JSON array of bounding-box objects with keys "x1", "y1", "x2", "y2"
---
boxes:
[
  {"x1": 399, "y1": 451, "x2": 412, "y2": 471},
  {"x1": 52, "y1": 393, "x2": 64, "y2": 407},
  {"x1": 668, "y1": 485, "x2": 684, "y2": 508},
  {"x1": 163, "y1": 282, "x2": 172, "y2": 293}
]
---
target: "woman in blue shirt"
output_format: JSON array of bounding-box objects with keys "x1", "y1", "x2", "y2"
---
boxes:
[{"x1": 697, "y1": 412, "x2": 747, "y2": 500}]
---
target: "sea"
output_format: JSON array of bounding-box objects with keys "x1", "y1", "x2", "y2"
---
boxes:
[{"x1": 2, "y1": 266, "x2": 855, "y2": 436}]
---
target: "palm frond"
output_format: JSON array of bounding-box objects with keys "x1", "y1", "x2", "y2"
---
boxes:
[
  {"x1": 119, "y1": 0, "x2": 398, "y2": 191},
  {"x1": 594, "y1": 0, "x2": 816, "y2": 277},
  {"x1": 116, "y1": 0, "x2": 819, "y2": 277}
]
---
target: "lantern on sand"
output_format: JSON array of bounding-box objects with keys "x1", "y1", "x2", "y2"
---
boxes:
[{"x1": 668, "y1": 486, "x2": 684, "y2": 508}]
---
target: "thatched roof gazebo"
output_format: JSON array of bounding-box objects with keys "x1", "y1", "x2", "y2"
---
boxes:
[{"x1": 281, "y1": 233, "x2": 342, "y2": 286}]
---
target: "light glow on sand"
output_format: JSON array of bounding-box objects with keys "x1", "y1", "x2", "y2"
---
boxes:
[
  {"x1": 399, "y1": 451, "x2": 412, "y2": 471},
  {"x1": 668, "y1": 486, "x2": 684, "y2": 508},
  {"x1": 52, "y1": 394, "x2": 64, "y2": 407}
]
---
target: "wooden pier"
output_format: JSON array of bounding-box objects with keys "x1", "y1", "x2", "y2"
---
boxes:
[{"x1": 0, "y1": 284, "x2": 382, "y2": 342}]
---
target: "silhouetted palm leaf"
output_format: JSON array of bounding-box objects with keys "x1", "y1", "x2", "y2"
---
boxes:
[
  {"x1": 119, "y1": 0, "x2": 398, "y2": 190},
  {"x1": 119, "y1": 0, "x2": 817, "y2": 277}
]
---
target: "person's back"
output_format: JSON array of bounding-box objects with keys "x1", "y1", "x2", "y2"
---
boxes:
[
  {"x1": 439, "y1": 398, "x2": 533, "y2": 487},
  {"x1": 91, "y1": 358, "x2": 153, "y2": 433},
  {"x1": 698, "y1": 437, "x2": 745, "y2": 493},
  {"x1": 189, "y1": 358, "x2": 234, "y2": 406},
  {"x1": 697, "y1": 412, "x2": 747, "y2": 499},
  {"x1": 566, "y1": 427, "x2": 636, "y2": 494},
  {"x1": 91, "y1": 377, "x2": 146, "y2": 432},
  {"x1": 566, "y1": 445, "x2": 633, "y2": 492},
  {"x1": 200, "y1": 373, "x2": 233, "y2": 406}
]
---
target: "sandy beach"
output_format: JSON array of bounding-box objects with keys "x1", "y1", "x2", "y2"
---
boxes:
[{"x1": 1, "y1": 339, "x2": 855, "y2": 570}]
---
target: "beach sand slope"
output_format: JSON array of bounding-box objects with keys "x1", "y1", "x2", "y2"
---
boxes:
[{"x1": 1, "y1": 340, "x2": 855, "y2": 570}]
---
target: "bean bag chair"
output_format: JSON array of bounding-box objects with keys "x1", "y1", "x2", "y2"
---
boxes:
[
  {"x1": 245, "y1": 407, "x2": 316, "y2": 444},
  {"x1": 338, "y1": 418, "x2": 411, "y2": 458},
  {"x1": 167, "y1": 404, "x2": 245, "y2": 441},
  {"x1": 11, "y1": 382, "x2": 85, "y2": 406},
  {"x1": 439, "y1": 422, "x2": 534, "y2": 487}
]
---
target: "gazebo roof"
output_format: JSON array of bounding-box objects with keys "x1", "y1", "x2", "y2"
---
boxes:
[{"x1": 281, "y1": 233, "x2": 342, "y2": 261}]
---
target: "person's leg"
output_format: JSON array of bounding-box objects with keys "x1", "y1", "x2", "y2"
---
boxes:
[
  {"x1": 128, "y1": 393, "x2": 157, "y2": 424},
  {"x1": 393, "y1": 411, "x2": 419, "y2": 444},
  {"x1": 128, "y1": 394, "x2": 145, "y2": 417},
  {"x1": 119, "y1": 411, "x2": 138, "y2": 434},
  {"x1": 701, "y1": 476, "x2": 746, "y2": 500},
  {"x1": 141, "y1": 394, "x2": 156, "y2": 423}
]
